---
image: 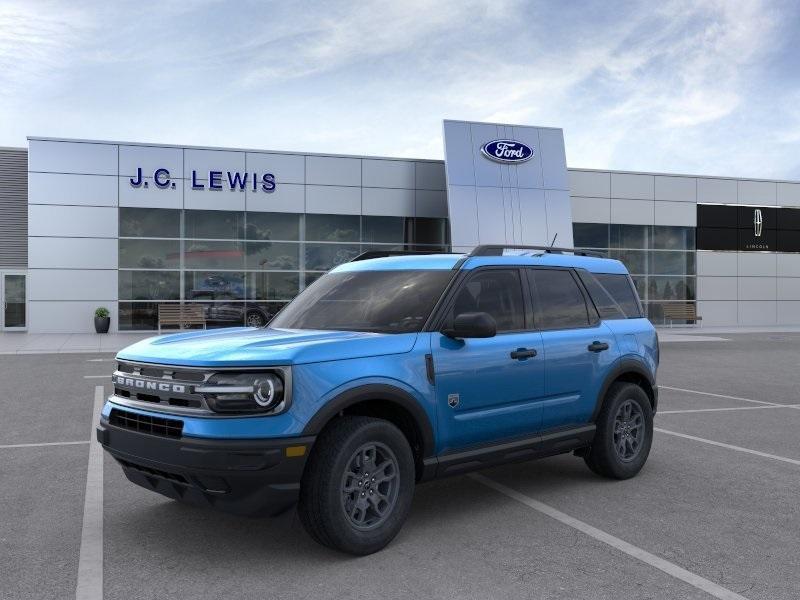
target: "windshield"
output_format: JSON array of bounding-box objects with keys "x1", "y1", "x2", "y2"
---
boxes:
[{"x1": 270, "y1": 269, "x2": 453, "y2": 333}]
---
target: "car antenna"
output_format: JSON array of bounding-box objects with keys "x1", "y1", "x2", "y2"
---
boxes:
[{"x1": 548, "y1": 233, "x2": 558, "y2": 251}]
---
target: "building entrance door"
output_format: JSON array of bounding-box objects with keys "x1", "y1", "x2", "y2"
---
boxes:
[{"x1": 1, "y1": 272, "x2": 27, "y2": 330}]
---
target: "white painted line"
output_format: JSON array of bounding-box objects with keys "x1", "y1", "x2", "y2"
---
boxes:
[
  {"x1": 75, "y1": 386, "x2": 104, "y2": 600},
  {"x1": 658, "y1": 404, "x2": 800, "y2": 415},
  {"x1": 86, "y1": 359, "x2": 114, "y2": 362},
  {"x1": 655, "y1": 428, "x2": 800, "y2": 466},
  {"x1": 660, "y1": 386, "x2": 778, "y2": 406},
  {"x1": 0, "y1": 440, "x2": 89, "y2": 449},
  {"x1": 470, "y1": 473, "x2": 750, "y2": 600},
  {"x1": 83, "y1": 375, "x2": 110, "y2": 379}
]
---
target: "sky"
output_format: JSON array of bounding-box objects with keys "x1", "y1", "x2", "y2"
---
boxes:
[{"x1": 1, "y1": 0, "x2": 799, "y2": 179}]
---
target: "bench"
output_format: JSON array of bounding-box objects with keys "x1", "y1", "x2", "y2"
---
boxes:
[
  {"x1": 158, "y1": 304, "x2": 207, "y2": 334},
  {"x1": 662, "y1": 303, "x2": 702, "y2": 327}
]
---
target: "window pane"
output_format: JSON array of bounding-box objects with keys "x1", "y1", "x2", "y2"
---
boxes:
[
  {"x1": 119, "y1": 239, "x2": 180, "y2": 269},
  {"x1": 610, "y1": 224, "x2": 649, "y2": 249},
  {"x1": 245, "y1": 272, "x2": 300, "y2": 300},
  {"x1": 245, "y1": 212, "x2": 300, "y2": 241},
  {"x1": 244, "y1": 242, "x2": 300, "y2": 269},
  {"x1": 118, "y1": 302, "x2": 160, "y2": 331},
  {"x1": 306, "y1": 214, "x2": 359, "y2": 242},
  {"x1": 593, "y1": 273, "x2": 643, "y2": 318},
  {"x1": 184, "y1": 210, "x2": 244, "y2": 239},
  {"x1": 271, "y1": 270, "x2": 453, "y2": 333},
  {"x1": 362, "y1": 216, "x2": 409, "y2": 244},
  {"x1": 449, "y1": 270, "x2": 525, "y2": 332},
  {"x1": 652, "y1": 226, "x2": 695, "y2": 250},
  {"x1": 573, "y1": 223, "x2": 609, "y2": 248},
  {"x1": 649, "y1": 251, "x2": 695, "y2": 275},
  {"x1": 609, "y1": 249, "x2": 647, "y2": 275},
  {"x1": 184, "y1": 241, "x2": 245, "y2": 269},
  {"x1": 648, "y1": 276, "x2": 695, "y2": 300},
  {"x1": 305, "y1": 244, "x2": 361, "y2": 271},
  {"x1": 185, "y1": 271, "x2": 246, "y2": 300},
  {"x1": 120, "y1": 208, "x2": 180, "y2": 238},
  {"x1": 414, "y1": 218, "x2": 448, "y2": 246},
  {"x1": 531, "y1": 269, "x2": 590, "y2": 329},
  {"x1": 119, "y1": 271, "x2": 180, "y2": 300}
]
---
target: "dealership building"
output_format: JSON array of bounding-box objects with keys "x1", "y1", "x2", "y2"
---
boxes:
[{"x1": 1, "y1": 119, "x2": 799, "y2": 334}]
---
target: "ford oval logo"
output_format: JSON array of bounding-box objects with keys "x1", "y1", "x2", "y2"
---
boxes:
[{"x1": 480, "y1": 139, "x2": 534, "y2": 163}]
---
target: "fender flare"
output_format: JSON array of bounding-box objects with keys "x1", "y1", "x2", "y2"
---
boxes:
[
  {"x1": 591, "y1": 358, "x2": 656, "y2": 421},
  {"x1": 301, "y1": 383, "x2": 435, "y2": 459}
]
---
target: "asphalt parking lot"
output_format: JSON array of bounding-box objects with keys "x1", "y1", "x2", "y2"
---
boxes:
[{"x1": 2, "y1": 332, "x2": 800, "y2": 600}]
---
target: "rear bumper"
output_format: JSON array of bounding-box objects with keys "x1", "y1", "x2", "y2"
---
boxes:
[{"x1": 97, "y1": 418, "x2": 315, "y2": 516}]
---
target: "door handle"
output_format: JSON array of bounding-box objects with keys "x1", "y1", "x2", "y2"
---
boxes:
[
  {"x1": 510, "y1": 348, "x2": 537, "y2": 360},
  {"x1": 587, "y1": 341, "x2": 609, "y2": 353}
]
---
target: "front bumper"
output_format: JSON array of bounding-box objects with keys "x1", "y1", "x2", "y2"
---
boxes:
[{"x1": 97, "y1": 418, "x2": 315, "y2": 516}]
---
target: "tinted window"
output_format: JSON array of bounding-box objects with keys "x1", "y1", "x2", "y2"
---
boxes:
[
  {"x1": 530, "y1": 269, "x2": 590, "y2": 329},
  {"x1": 448, "y1": 270, "x2": 525, "y2": 332},
  {"x1": 578, "y1": 271, "x2": 643, "y2": 319},
  {"x1": 184, "y1": 210, "x2": 244, "y2": 239},
  {"x1": 120, "y1": 208, "x2": 180, "y2": 238},
  {"x1": 270, "y1": 270, "x2": 452, "y2": 333}
]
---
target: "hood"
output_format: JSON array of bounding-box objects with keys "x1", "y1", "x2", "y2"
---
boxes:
[{"x1": 116, "y1": 327, "x2": 418, "y2": 367}]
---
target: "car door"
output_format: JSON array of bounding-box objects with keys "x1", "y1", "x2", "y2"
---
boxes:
[
  {"x1": 527, "y1": 268, "x2": 619, "y2": 431},
  {"x1": 431, "y1": 268, "x2": 545, "y2": 452}
]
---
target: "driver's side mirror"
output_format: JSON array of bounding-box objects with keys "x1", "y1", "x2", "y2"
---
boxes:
[{"x1": 441, "y1": 311, "x2": 497, "y2": 339}]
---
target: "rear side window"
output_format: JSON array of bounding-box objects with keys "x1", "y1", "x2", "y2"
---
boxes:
[
  {"x1": 529, "y1": 269, "x2": 590, "y2": 330},
  {"x1": 581, "y1": 272, "x2": 643, "y2": 319},
  {"x1": 447, "y1": 269, "x2": 525, "y2": 332}
]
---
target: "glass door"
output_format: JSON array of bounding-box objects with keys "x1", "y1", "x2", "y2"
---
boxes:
[{"x1": 2, "y1": 273, "x2": 27, "y2": 330}]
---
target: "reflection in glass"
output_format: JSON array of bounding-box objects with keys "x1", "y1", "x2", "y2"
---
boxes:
[
  {"x1": 647, "y1": 277, "x2": 695, "y2": 301},
  {"x1": 3, "y1": 274, "x2": 26, "y2": 328},
  {"x1": 184, "y1": 210, "x2": 245, "y2": 239},
  {"x1": 573, "y1": 223, "x2": 610, "y2": 249},
  {"x1": 184, "y1": 241, "x2": 245, "y2": 269},
  {"x1": 119, "y1": 239, "x2": 180, "y2": 269},
  {"x1": 414, "y1": 218, "x2": 449, "y2": 246},
  {"x1": 184, "y1": 272, "x2": 246, "y2": 300},
  {"x1": 245, "y1": 212, "x2": 301, "y2": 241},
  {"x1": 649, "y1": 251, "x2": 695, "y2": 275},
  {"x1": 610, "y1": 224, "x2": 649, "y2": 249},
  {"x1": 120, "y1": 208, "x2": 180, "y2": 238},
  {"x1": 244, "y1": 242, "x2": 300, "y2": 270},
  {"x1": 305, "y1": 244, "x2": 361, "y2": 271},
  {"x1": 362, "y1": 216, "x2": 408, "y2": 244},
  {"x1": 246, "y1": 272, "x2": 299, "y2": 300},
  {"x1": 119, "y1": 271, "x2": 180, "y2": 300},
  {"x1": 118, "y1": 302, "x2": 160, "y2": 330},
  {"x1": 609, "y1": 249, "x2": 647, "y2": 275},
  {"x1": 652, "y1": 226, "x2": 695, "y2": 250},
  {"x1": 306, "y1": 214, "x2": 360, "y2": 242}
]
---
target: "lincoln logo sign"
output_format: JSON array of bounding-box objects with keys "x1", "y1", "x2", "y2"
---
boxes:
[
  {"x1": 480, "y1": 140, "x2": 534, "y2": 163},
  {"x1": 754, "y1": 208, "x2": 763, "y2": 237},
  {"x1": 129, "y1": 167, "x2": 276, "y2": 193}
]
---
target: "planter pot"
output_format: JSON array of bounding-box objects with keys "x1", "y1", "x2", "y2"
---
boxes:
[{"x1": 94, "y1": 316, "x2": 110, "y2": 334}]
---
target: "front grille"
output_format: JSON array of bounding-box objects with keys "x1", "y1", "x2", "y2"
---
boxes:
[
  {"x1": 112, "y1": 361, "x2": 211, "y2": 414},
  {"x1": 109, "y1": 408, "x2": 183, "y2": 439}
]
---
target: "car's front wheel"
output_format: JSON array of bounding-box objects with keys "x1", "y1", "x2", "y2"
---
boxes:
[
  {"x1": 584, "y1": 382, "x2": 653, "y2": 479},
  {"x1": 298, "y1": 416, "x2": 415, "y2": 555}
]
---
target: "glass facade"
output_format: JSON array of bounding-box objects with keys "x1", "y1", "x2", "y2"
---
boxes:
[
  {"x1": 573, "y1": 223, "x2": 696, "y2": 324},
  {"x1": 118, "y1": 208, "x2": 449, "y2": 330}
]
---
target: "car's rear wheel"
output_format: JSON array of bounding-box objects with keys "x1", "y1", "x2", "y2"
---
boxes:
[
  {"x1": 298, "y1": 416, "x2": 415, "y2": 555},
  {"x1": 245, "y1": 311, "x2": 266, "y2": 327},
  {"x1": 584, "y1": 382, "x2": 653, "y2": 479}
]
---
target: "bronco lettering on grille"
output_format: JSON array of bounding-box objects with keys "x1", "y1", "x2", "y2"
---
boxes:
[{"x1": 113, "y1": 375, "x2": 186, "y2": 394}]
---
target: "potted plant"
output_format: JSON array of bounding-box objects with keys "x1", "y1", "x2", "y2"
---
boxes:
[{"x1": 94, "y1": 307, "x2": 110, "y2": 334}]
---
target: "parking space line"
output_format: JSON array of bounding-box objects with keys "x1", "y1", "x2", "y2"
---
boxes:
[
  {"x1": 0, "y1": 440, "x2": 89, "y2": 449},
  {"x1": 470, "y1": 473, "x2": 750, "y2": 600},
  {"x1": 658, "y1": 404, "x2": 800, "y2": 415},
  {"x1": 655, "y1": 428, "x2": 800, "y2": 466},
  {"x1": 83, "y1": 375, "x2": 110, "y2": 379},
  {"x1": 75, "y1": 386, "x2": 104, "y2": 600},
  {"x1": 660, "y1": 386, "x2": 779, "y2": 406}
]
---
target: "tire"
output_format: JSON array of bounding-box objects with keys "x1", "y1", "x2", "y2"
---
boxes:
[
  {"x1": 245, "y1": 311, "x2": 266, "y2": 327},
  {"x1": 584, "y1": 382, "x2": 653, "y2": 479},
  {"x1": 298, "y1": 416, "x2": 415, "y2": 555}
]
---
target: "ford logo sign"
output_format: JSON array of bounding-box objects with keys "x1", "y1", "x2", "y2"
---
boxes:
[{"x1": 480, "y1": 140, "x2": 534, "y2": 163}]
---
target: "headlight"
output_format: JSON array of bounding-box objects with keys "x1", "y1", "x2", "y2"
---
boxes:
[{"x1": 197, "y1": 372, "x2": 286, "y2": 414}]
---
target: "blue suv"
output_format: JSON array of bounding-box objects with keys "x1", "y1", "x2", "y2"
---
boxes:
[{"x1": 98, "y1": 245, "x2": 659, "y2": 555}]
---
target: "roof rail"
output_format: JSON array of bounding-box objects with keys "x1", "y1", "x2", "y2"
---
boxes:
[
  {"x1": 469, "y1": 245, "x2": 605, "y2": 258},
  {"x1": 350, "y1": 250, "x2": 454, "y2": 262}
]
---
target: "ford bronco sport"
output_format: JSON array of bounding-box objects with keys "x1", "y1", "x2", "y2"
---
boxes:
[{"x1": 97, "y1": 245, "x2": 659, "y2": 555}]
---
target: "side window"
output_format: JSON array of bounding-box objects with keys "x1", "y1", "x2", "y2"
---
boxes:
[
  {"x1": 448, "y1": 269, "x2": 525, "y2": 332},
  {"x1": 594, "y1": 273, "x2": 643, "y2": 318},
  {"x1": 577, "y1": 271, "x2": 627, "y2": 320},
  {"x1": 529, "y1": 269, "x2": 591, "y2": 330}
]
